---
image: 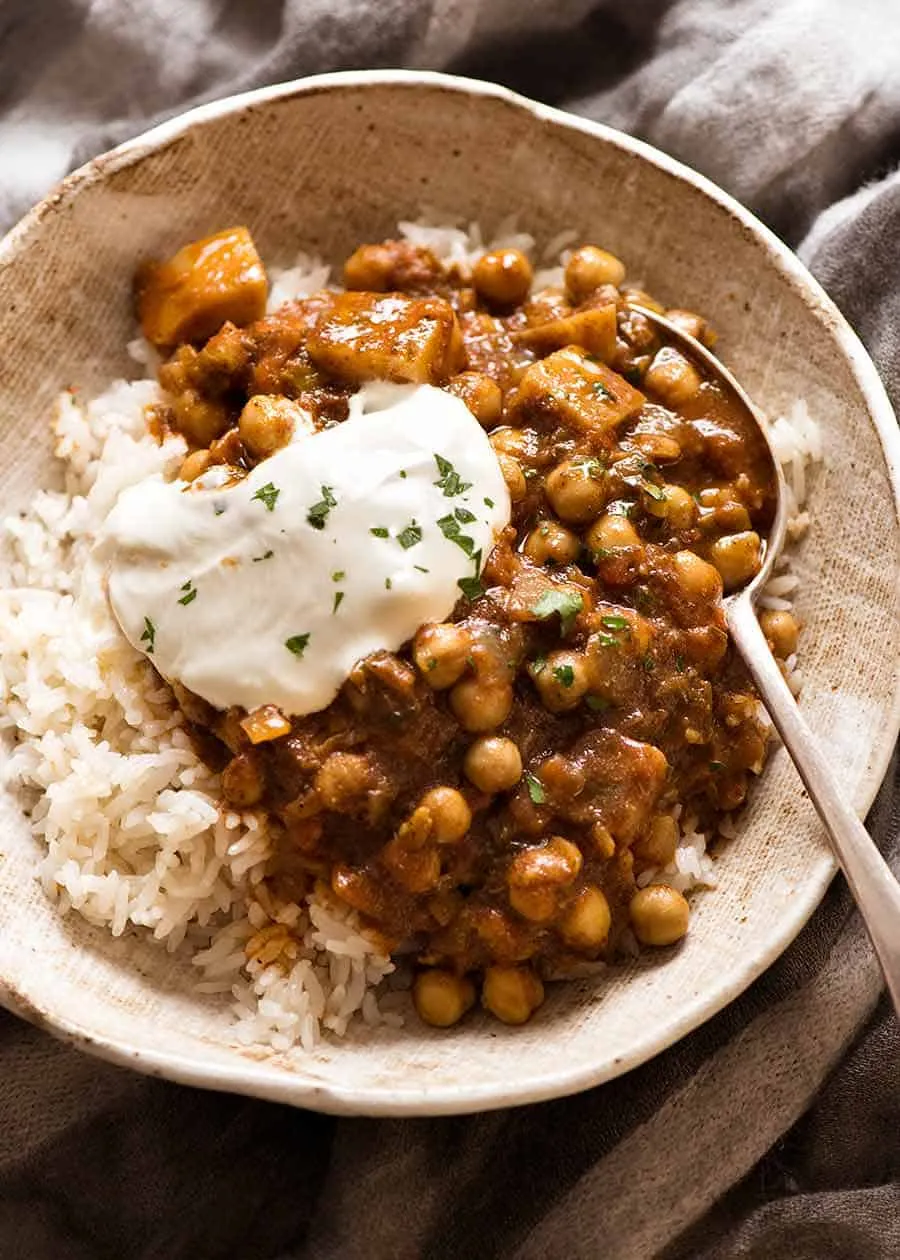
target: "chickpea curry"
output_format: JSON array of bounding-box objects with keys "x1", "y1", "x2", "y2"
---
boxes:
[{"x1": 133, "y1": 226, "x2": 794, "y2": 1030}]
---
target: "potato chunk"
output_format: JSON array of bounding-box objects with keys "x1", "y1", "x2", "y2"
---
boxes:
[
  {"x1": 307, "y1": 292, "x2": 466, "y2": 385},
  {"x1": 137, "y1": 226, "x2": 268, "y2": 348},
  {"x1": 510, "y1": 346, "x2": 645, "y2": 440}
]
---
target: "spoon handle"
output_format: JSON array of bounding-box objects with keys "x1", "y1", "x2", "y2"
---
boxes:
[{"x1": 727, "y1": 595, "x2": 900, "y2": 1014}]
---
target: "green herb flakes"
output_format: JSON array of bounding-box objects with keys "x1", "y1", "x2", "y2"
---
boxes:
[
  {"x1": 253, "y1": 550, "x2": 275, "y2": 563},
  {"x1": 306, "y1": 484, "x2": 336, "y2": 530},
  {"x1": 454, "y1": 507, "x2": 476, "y2": 524},
  {"x1": 332, "y1": 570, "x2": 345, "y2": 582},
  {"x1": 332, "y1": 591, "x2": 345, "y2": 614},
  {"x1": 370, "y1": 526, "x2": 389, "y2": 539},
  {"x1": 484, "y1": 497, "x2": 495, "y2": 509},
  {"x1": 607, "y1": 499, "x2": 635, "y2": 518},
  {"x1": 397, "y1": 520, "x2": 422, "y2": 550},
  {"x1": 457, "y1": 575, "x2": 484, "y2": 601},
  {"x1": 414, "y1": 565, "x2": 430, "y2": 574},
  {"x1": 285, "y1": 633, "x2": 310, "y2": 658},
  {"x1": 675, "y1": 653, "x2": 686, "y2": 673},
  {"x1": 434, "y1": 453, "x2": 472, "y2": 498},
  {"x1": 586, "y1": 695, "x2": 610, "y2": 712},
  {"x1": 385, "y1": 577, "x2": 393, "y2": 590},
  {"x1": 140, "y1": 617, "x2": 156, "y2": 654},
  {"x1": 709, "y1": 760, "x2": 726, "y2": 772},
  {"x1": 642, "y1": 653, "x2": 655, "y2": 672},
  {"x1": 177, "y1": 581, "x2": 197, "y2": 607},
  {"x1": 553, "y1": 664, "x2": 575, "y2": 688},
  {"x1": 524, "y1": 772, "x2": 546, "y2": 805},
  {"x1": 252, "y1": 482, "x2": 280, "y2": 512},
  {"x1": 596, "y1": 633, "x2": 620, "y2": 649},
  {"x1": 437, "y1": 514, "x2": 476, "y2": 557},
  {"x1": 530, "y1": 589, "x2": 584, "y2": 636},
  {"x1": 600, "y1": 613, "x2": 628, "y2": 631}
]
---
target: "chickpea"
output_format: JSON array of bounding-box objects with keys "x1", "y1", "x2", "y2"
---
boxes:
[
  {"x1": 531, "y1": 650, "x2": 591, "y2": 713},
  {"x1": 420, "y1": 786, "x2": 472, "y2": 844},
  {"x1": 631, "y1": 431, "x2": 683, "y2": 465},
  {"x1": 671, "y1": 549, "x2": 722, "y2": 602},
  {"x1": 464, "y1": 736, "x2": 523, "y2": 793},
  {"x1": 545, "y1": 457, "x2": 608, "y2": 525},
  {"x1": 413, "y1": 622, "x2": 471, "y2": 690},
  {"x1": 559, "y1": 885, "x2": 612, "y2": 949},
  {"x1": 222, "y1": 752, "x2": 263, "y2": 807},
  {"x1": 586, "y1": 513, "x2": 641, "y2": 555},
  {"x1": 621, "y1": 286, "x2": 666, "y2": 315},
  {"x1": 239, "y1": 395, "x2": 307, "y2": 460},
  {"x1": 634, "y1": 814, "x2": 679, "y2": 867},
  {"x1": 709, "y1": 530, "x2": 762, "y2": 591},
  {"x1": 658, "y1": 484, "x2": 698, "y2": 529},
  {"x1": 666, "y1": 308, "x2": 717, "y2": 348},
  {"x1": 342, "y1": 243, "x2": 393, "y2": 291},
  {"x1": 508, "y1": 838, "x2": 583, "y2": 924},
  {"x1": 315, "y1": 752, "x2": 378, "y2": 812},
  {"x1": 497, "y1": 453, "x2": 527, "y2": 502},
  {"x1": 759, "y1": 608, "x2": 800, "y2": 659},
  {"x1": 482, "y1": 964, "x2": 545, "y2": 1024},
  {"x1": 643, "y1": 347, "x2": 703, "y2": 406},
  {"x1": 564, "y1": 245, "x2": 626, "y2": 301},
  {"x1": 629, "y1": 885, "x2": 690, "y2": 946},
  {"x1": 413, "y1": 969, "x2": 476, "y2": 1028},
  {"x1": 524, "y1": 520, "x2": 581, "y2": 566},
  {"x1": 180, "y1": 448, "x2": 213, "y2": 482},
  {"x1": 448, "y1": 371, "x2": 503, "y2": 427},
  {"x1": 450, "y1": 678, "x2": 513, "y2": 732},
  {"x1": 473, "y1": 247, "x2": 533, "y2": 307}
]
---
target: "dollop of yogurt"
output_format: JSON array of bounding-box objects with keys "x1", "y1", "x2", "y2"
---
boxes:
[{"x1": 98, "y1": 382, "x2": 511, "y2": 715}]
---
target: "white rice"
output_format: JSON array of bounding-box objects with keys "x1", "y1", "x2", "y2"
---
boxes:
[{"x1": 0, "y1": 219, "x2": 822, "y2": 1049}]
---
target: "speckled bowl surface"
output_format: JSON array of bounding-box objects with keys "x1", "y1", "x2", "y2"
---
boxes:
[{"x1": 0, "y1": 71, "x2": 898, "y2": 1116}]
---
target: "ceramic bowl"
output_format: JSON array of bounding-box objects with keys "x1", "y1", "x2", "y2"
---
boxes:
[{"x1": 0, "y1": 71, "x2": 898, "y2": 1116}]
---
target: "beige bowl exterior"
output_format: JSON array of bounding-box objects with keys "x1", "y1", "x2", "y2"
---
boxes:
[{"x1": 0, "y1": 71, "x2": 898, "y2": 1117}]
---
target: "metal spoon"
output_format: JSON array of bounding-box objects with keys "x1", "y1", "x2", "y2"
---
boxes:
[{"x1": 634, "y1": 306, "x2": 900, "y2": 1013}]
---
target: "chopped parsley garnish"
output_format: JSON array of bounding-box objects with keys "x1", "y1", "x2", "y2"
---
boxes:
[
  {"x1": 332, "y1": 570, "x2": 345, "y2": 582},
  {"x1": 397, "y1": 520, "x2": 422, "y2": 550},
  {"x1": 284, "y1": 633, "x2": 310, "y2": 658},
  {"x1": 484, "y1": 497, "x2": 495, "y2": 509},
  {"x1": 592, "y1": 381, "x2": 614, "y2": 401},
  {"x1": 586, "y1": 695, "x2": 610, "y2": 712},
  {"x1": 531, "y1": 654, "x2": 547, "y2": 674},
  {"x1": 524, "y1": 771, "x2": 546, "y2": 805},
  {"x1": 530, "y1": 589, "x2": 584, "y2": 636},
  {"x1": 434, "y1": 453, "x2": 472, "y2": 498},
  {"x1": 306, "y1": 484, "x2": 336, "y2": 530},
  {"x1": 385, "y1": 577, "x2": 393, "y2": 590},
  {"x1": 596, "y1": 633, "x2": 620, "y2": 649},
  {"x1": 709, "y1": 760, "x2": 726, "y2": 772},
  {"x1": 332, "y1": 591, "x2": 345, "y2": 614},
  {"x1": 252, "y1": 482, "x2": 280, "y2": 512},
  {"x1": 370, "y1": 526, "x2": 389, "y2": 538},
  {"x1": 607, "y1": 499, "x2": 635, "y2": 518},
  {"x1": 642, "y1": 481, "x2": 666, "y2": 502},
  {"x1": 454, "y1": 507, "x2": 476, "y2": 524},
  {"x1": 178, "y1": 580, "x2": 197, "y2": 607},
  {"x1": 140, "y1": 617, "x2": 156, "y2": 654},
  {"x1": 437, "y1": 514, "x2": 476, "y2": 557},
  {"x1": 553, "y1": 664, "x2": 575, "y2": 688},
  {"x1": 675, "y1": 653, "x2": 686, "y2": 673},
  {"x1": 414, "y1": 565, "x2": 430, "y2": 574},
  {"x1": 600, "y1": 613, "x2": 628, "y2": 631},
  {"x1": 399, "y1": 470, "x2": 408, "y2": 479},
  {"x1": 457, "y1": 575, "x2": 484, "y2": 601},
  {"x1": 252, "y1": 550, "x2": 274, "y2": 563},
  {"x1": 642, "y1": 653, "x2": 655, "y2": 672}
]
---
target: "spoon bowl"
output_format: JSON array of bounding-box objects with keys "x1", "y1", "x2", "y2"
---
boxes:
[{"x1": 636, "y1": 305, "x2": 900, "y2": 1016}]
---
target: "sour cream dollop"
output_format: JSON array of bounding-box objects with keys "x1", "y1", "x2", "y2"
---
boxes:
[{"x1": 99, "y1": 382, "x2": 511, "y2": 715}]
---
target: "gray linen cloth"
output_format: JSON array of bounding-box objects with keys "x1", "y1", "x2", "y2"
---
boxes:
[{"x1": 1, "y1": 2, "x2": 899, "y2": 1256}]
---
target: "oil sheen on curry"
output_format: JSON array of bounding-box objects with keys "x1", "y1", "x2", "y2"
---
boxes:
[{"x1": 108, "y1": 226, "x2": 790, "y2": 1030}]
